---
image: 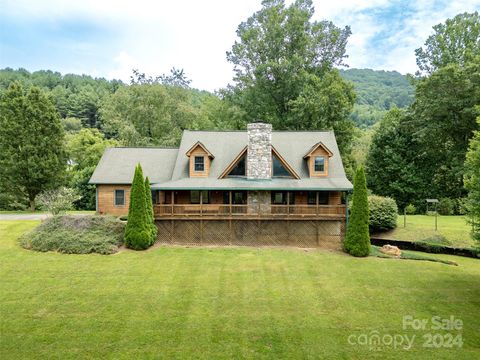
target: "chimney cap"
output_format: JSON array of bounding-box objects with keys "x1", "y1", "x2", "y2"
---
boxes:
[{"x1": 252, "y1": 119, "x2": 268, "y2": 124}]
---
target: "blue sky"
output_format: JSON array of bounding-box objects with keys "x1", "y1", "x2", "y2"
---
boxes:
[{"x1": 1, "y1": 0, "x2": 479, "y2": 91}]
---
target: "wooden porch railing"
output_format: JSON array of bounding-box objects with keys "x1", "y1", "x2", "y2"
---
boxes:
[{"x1": 153, "y1": 204, "x2": 346, "y2": 219}]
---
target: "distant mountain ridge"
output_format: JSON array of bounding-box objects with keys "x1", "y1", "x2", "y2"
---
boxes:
[{"x1": 340, "y1": 68, "x2": 415, "y2": 127}]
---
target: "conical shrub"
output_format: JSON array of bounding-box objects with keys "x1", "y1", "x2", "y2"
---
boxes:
[
  {"x1": 344, "y1": 167, "x2": 371, "y2": 257},
  {"x1": 144, "y1": 176, "x2": 157, "y2": 245},
  {"x1": 124, "y1": 164, "x2": 151, "y2": 250}
]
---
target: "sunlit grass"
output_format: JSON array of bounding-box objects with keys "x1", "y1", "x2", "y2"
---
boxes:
[
  {"x1": 374, "y1": 215, "x2": 474, "y2": 248},
  {"x1": 1, "y1": 220, "x2": 479, "y2": 359}
]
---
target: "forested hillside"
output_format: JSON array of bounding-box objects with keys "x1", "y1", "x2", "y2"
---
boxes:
[
  {"x1": 0, "y1": 67, "x2": 243, "y2": 210},
  {"x1": 340, "y1": 68, "x2": 414, "y2": 127}
]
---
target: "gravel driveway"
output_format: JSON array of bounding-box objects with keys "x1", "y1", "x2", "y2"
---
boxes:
[
  {"x1": 0, "y1": 213, "x2": 94, "y2": 220},
  {"x1": 0, "y1": 214, "x2": 51, "y2": 220}
]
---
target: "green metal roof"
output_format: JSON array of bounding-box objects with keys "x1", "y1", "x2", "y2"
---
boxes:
[{"x1": 89, "y1": 129, "x2": 353, "y2": 191}]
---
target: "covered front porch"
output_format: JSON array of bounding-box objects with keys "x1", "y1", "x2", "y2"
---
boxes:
[{"x1": 152, "y1": 190, "x2": 347, "y2": 220}]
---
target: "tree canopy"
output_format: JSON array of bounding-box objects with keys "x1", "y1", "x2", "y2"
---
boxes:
[
  {"x1": 366, "y1": 13, "x2": 480, "y2": 213},
  {"x1": 415, "y1": 11, "x2": 480, "y2": 75},
  {"x1": 66, "y1": 128, "x2": 118, "y2": 210},
  {"x1": 225, "y1": 0, "x2": 356, "y2": 173},
  {"x1": 464, "y1": 116, "x2": 480, "y2": 243},
  {"x1": 0, "y1": 82, "x2": 66, "y2": 210}
]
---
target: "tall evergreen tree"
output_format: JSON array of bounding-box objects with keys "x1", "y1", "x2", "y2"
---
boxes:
[
  {"x1": 0, "y1": 82, "x2": 66, "y2": 210},
  {"x1": 144, "y1": 176, "x2": 157, "y2": 244},
  {"x1": 344, "y1": 167, "x2": 370, "y2": 257},
  {"x1": 124, "y1": 164, "x2": 151, "y2": 250}
]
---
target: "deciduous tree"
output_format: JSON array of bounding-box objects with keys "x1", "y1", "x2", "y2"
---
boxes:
[
  {"x1": 415, "y1": 12, "x2": 480, "y2": 75},
  {"x1": 225, "y1": 0, "x2": 355, "y2": 160},
  {"x1": 67, "y1": 128, "x2": 118, "y2": 209},
  {"x1": 464, "y1": 116, "x2": 480, "y2": 243},
  {"x1": 100, "y1": 84, "x2": 198, "y2": 146},
  {"x1": 366, "y1": 109, "x2": 424, "y2": 210}
]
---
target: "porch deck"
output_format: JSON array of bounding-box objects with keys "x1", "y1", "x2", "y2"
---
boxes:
[{"x1": 154, "y1": 204, "x2": 346, "y2": 220}]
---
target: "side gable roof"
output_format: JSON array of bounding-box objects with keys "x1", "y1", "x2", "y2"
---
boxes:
[
  {"x1": 303, "y1": 141, "x2": 334, "y2": 158},
  {"x1": 89, "y1": 130, "x2": 352, "y2": 190},
  {"x1": 185, "y1": 141, "x2": 214, "y2": 158},
  {"x1": 89, "y1": 147, "x2": 178, "y2": 184}
]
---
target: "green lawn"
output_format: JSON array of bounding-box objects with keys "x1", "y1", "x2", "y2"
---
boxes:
[
  {"x1": 373, "y1": 215, "x2": 475, "y2": 248},
  {"x1": 1, "y1": 221, "x2": 479, "y2": 359}
]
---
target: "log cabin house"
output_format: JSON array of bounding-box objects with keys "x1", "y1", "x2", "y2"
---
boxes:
[{"x1": 89, "y1": 122, "x2": 353, "y2": 248}]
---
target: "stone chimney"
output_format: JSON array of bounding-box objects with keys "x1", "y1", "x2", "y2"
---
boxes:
[{"x1": 247, "y1": 122, "x2": 272, "y2": 180}]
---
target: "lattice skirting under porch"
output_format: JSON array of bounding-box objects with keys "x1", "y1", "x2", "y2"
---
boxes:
[{"x1": 156, "y1": 220, "x2": 345, "y2": 249}]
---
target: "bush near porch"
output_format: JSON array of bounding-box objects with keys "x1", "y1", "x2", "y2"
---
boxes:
[{"x1": 19, "y1": 215, "x2": 124, "y2": 254}]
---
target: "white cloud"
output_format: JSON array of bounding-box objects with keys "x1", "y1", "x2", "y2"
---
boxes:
[{"x1": 108, "y1": 51, "x2": 137, "y2": 81}]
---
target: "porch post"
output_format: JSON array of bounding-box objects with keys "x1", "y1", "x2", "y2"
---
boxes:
[
  {"x1": 229, "y1": 191, "x2": 232, "y2": 216},
  {"x1": 200, "y1": 191, "x2": 203, "y2": 216},
  {"x1": 171, "y1": 190, "x2": 174, "y2": 215},
  {"x1": 316, "y1": 191, "x2": 319, "y2": 216},
  {"x1": 287, "y1": 191, "x2": 290, "y2": 217}
]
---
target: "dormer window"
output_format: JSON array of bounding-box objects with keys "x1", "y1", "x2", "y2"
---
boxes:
[
  {"x1": 314, "y1": 156, "x2": 325, "y2": 173},
  {"x1": 303, "y1": 142, "x2": 333, "y2": 178},
  {"x1": 194, "y1": 156, "x2": 205, "y2": 172},
  {"x1": 186, "y1": 141, "x2": 214, "y2": 178}
]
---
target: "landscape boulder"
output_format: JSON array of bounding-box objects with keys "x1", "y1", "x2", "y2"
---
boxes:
[{"x1": 379, "y1": 244, "x2": 401, "y2": 257}]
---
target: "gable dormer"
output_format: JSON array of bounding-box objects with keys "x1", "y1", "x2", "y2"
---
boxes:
[
  {"x1": 219, "y1": 146, "x2": 299, "y2": 179},
  {"x1": 303, "y1": 142, "x2": 333, "y2": 177},
  {"x1": 186, "y1": 141, "x2": 214, "y2": 178}
]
